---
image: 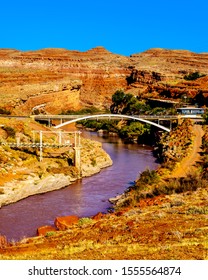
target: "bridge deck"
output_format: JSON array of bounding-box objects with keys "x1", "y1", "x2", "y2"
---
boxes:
[{"x1": 33, "y1": 114, "x2": 180, "y2": 121}]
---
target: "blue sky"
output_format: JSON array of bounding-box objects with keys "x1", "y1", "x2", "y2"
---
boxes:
[{"x1": 0, "y1": 0, "x2": 208, "y2": 56}]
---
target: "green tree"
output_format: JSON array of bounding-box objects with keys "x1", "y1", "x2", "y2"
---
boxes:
[
  {"x1": 111, "y1": 90, "x2": 150, "y2": 115},
  {"x1": 112, "y1": 90, "x2": 125, "y2": 105},
  {"x1": 130, "y1": 100, "x2": 151, "y2": 115},
  {"x1": 122, "y1": 94, "x2": 136, "y2": 114},
  {"x1": 111, "y1": 91, "x2": 135, "y2": 114},
  {"x1": 119, "y1": 122, "x2": 150, "y2": 142},
  {"x1": 110, "y1": 90, "x2": 124, "y2": 113}
]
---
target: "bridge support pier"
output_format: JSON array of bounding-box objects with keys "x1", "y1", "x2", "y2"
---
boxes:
[
  {"x1": 170, "y1": 120, "x2": 172, "y2": 130},
  {"x1": 74, "y1": 147, "x2": 81, "y2": 178},
  {"x1": 39, "y1": 131, "x2": 43, "y2": 162}
]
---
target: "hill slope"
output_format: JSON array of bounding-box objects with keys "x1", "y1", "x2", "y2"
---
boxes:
[{"x1": 0, "y1": 47, "x2": 208, "y2": 115}]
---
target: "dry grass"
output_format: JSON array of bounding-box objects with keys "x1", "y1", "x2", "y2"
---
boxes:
[
  {"x1": 0, "y1": 182, "x2": 207, "y2": 260},
  {"x1": 0, "y1": 121, "x2": 207, "y2": 260}
]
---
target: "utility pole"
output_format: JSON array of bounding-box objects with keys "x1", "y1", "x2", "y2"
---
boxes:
[
  {"x1": 39, "y1": 130, "x2": 43, "y2": 162},
  {"x1": 74, "y1": 131, "x2": 82, "y2": 178}
]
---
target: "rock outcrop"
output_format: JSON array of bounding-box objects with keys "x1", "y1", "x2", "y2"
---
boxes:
[
  {"x1": 0, "y1": 235, "x2": 7, "y2": 248},
  {"x1": 1, "y1": 47, "x2": 208, "y2": 115},
  {"x1": 55, "y1": 215, "x2": 79, "y2": 230},
  {"x1": 37, "y1": 225, "x2": 57, "y2": 236},
  {"x1": 0, "y1": 47, "x2": 129, "y2": 114}
]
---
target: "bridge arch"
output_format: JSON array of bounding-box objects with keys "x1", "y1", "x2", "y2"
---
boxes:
[{"x1": 54, "y1": 114, "x2": 171, "y2": 132}]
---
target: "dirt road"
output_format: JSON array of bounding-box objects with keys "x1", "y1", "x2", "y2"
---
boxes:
[{"x1": 171, "y1": 124, "x2": 204, "y2": 177}]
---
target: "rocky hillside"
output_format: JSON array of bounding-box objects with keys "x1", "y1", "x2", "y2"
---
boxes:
[
  {"x1": 0, "y1": 47, "x2": 208, "y2": 115},
  {"x1": 0, "y1": 117, "x2": 112, "y2": 207},
  {"x1": 0, "y1": 123, "x2": 207, "y2": 260}
]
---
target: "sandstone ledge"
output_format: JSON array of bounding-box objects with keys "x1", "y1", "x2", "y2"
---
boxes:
[
  {"x1": 0, "y1": 173, "x2": 73, "y2": 207},
  {"x1": 0, "y1": 154, "x2": 112, "y2": 208}
]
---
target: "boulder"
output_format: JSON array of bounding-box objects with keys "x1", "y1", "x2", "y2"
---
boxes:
[
  {"x1": 37, "y1": 225, "x2": 57, "y2": 236},
  {"x1": 92, "y1": 212, "x2": 105, "y2": 220},
  {"x1": 54, "y1": 215, "x2": 79, "y2": 230},
  {"x1": 0, "y1": 235, "x2": 7, "y2": 248}
]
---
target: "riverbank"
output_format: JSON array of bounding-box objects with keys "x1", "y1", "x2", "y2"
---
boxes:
[
  {"x1": 110, "y1": 121, "x2": 206, "y2": 210},
  {"x1": 0, "y1": 139, "x2": 112, "y2": 208},
  {"x1": 0, "y1": 167, "x2": 207, "y2": 259},
  {"x1": 0, "y1": 121, "x2": 207, "y2": 260},
  {"x1": 0, "y1": 118, "x2": 112, "y2": 208}
]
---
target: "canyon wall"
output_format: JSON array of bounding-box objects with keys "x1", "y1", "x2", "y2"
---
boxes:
[{"x1": 0, "y1": 47, "x2": 208, "y2": 115}]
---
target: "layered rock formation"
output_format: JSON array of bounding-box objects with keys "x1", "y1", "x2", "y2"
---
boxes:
[
  {"x1": 0, "y1": 47, "x2": 208, "y2": 115},
  {"x1": 126, "y1": 49, "x2": 208, "y2": 102}
]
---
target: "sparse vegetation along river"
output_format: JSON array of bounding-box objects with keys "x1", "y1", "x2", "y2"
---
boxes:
[{"x1": 0, "y1": 131, "x2": 158, "y2": 242}]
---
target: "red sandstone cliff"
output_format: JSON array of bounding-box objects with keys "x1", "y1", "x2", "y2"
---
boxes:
[{"x1": 0, "y1": 47, "x2": 208, "y2": 115}]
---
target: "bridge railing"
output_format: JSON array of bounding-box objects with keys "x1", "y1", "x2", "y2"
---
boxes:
[{"x1": 33, "y1": 114, "x2": 180, "y2": 121}]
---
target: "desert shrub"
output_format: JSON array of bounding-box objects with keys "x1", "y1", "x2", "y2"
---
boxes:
[
  {"x1": 135, "y1": 169, "x2": 160, "y2": 189},
  {"x1": 91, "y1": 157, "x2": 97, "y2": 167},
  {"x1": 153, "y1": 172, "x2": 206, "y2": 196},
  {"x1": 0, "y1": 188, "x2": 5, "y2": 194},
  {"x1": 45, "y1": 231, "x2": 56, "y2": 237},
  {"x1": 2, "y1": 126, "x2": 16, "y2": 138},
  {"x1": 184, "y1": 72, "x2": 206, "y2": 80},
  {"x1": 160, "y1": 161, "x2": 176, "y2": 171},
  {"x1": 202, "y1": 110, "x2": 208, "y2": 124},
  {"x1": 187, "y1": 206, "x2": 208, "y2": 215},
  {"x1": 78, "y1": 217, "x2": 93, "y2": 226},
  {"x1": 117, "y1": 196, "x2": 134, "y2": 208},
  {"x1": 170, "y1": 200, "x2": 185, "y2": 207},
  {"x1": 118, "y1": 171, "x2": 206, "y2": 210},
  {"x1": 0, "y1": 108, "x2": 11, "y2": 115}
]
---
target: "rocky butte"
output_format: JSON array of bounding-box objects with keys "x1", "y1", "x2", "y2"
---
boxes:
[{"x1": 0, "y1": 46, "x2": 208, "y2": 115}]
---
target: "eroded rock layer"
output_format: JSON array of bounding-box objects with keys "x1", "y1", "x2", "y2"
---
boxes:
[{"x1": 0, "y1": 47, "x2": 208, "y2": 115}]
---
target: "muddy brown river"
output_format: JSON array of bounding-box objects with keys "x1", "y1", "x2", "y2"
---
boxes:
[{"x1": 0, "y1": 131, "x2": 159, "y2": 241}]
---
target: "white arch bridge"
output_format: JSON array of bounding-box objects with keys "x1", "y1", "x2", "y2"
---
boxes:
[{"x1": 52, "y1": 114, "x2": 171, "y2": 132}]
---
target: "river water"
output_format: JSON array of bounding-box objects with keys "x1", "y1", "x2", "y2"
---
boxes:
[{"x1": 0, "y1": 131, "x2": 159, "y2": 241}]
